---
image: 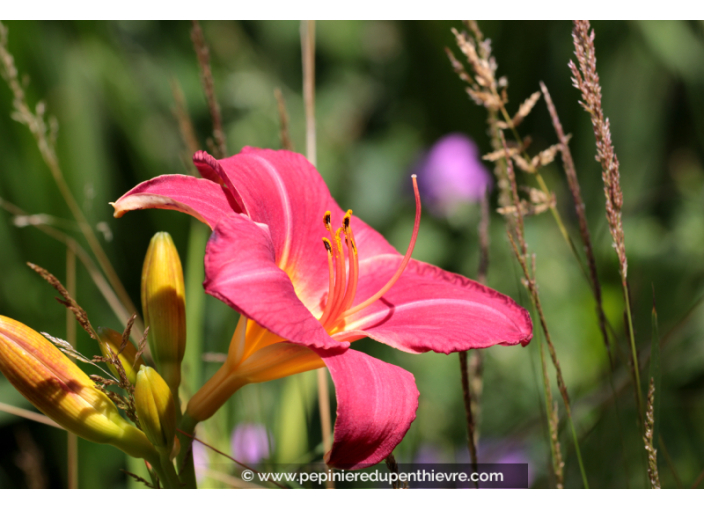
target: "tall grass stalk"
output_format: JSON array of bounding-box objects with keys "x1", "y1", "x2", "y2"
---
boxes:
[
  {"x1": 448, "y1": 21, "x2": 589, "y2": 487},
  {"x1": 191, "y1": 20, "x2": 227, "y2": 159},
  {"x1": 300, "y1": 19, "x2": 334, "y2": 488},
  {"x1": 540, "y1": 82, "x2": 611, "y2": 357},
  {"x1": 569, "y1": 20, "x2": 643, "y2": 419},
  {"x1": 503, "y1": 133, "x2": 589, "y2": 488}
]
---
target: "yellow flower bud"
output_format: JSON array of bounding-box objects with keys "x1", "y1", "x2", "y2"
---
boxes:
[
  {"x1": 98, "y1": 327, "x2": 143, "y2": 385},
  {"x1": 0, "y1": 316, "x2": 157, "y2": 461},
  {"x1": 141, "y1": 232, "x2": 186, "y2": 395},
  {"x1": 134, "y1": 366, "x2": 176, "y2": 453}
]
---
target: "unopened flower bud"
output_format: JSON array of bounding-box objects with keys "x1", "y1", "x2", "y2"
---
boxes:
[
  {"x1": 98, "y1": 327, "x2": 143, "y2": 385},
  {"x1": 141, "y1": 232, "x2": 186, "y2": 395},
  {"x1": 0, "y1": 316, "x2": 157, "y2": 461},
  {"x1": 134, "y1": 366, "x2": 176, "y2": 453}
]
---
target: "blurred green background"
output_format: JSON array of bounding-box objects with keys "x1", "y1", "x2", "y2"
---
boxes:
[{"x1": 0, "y1": 20, "x2": 703, "y2": 488}]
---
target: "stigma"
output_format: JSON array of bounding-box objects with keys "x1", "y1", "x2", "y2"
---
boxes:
[{"x1": 318, "y1": 175, "x2": 421, "y2": 332}]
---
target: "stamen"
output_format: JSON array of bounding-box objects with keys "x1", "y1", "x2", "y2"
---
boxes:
[
  {"x1": 323, "y1": 211, "x2": 332, "y2": 232},
  {"x1": 318, "y1": 237, "x2": 337, "y2": 325},
  {"x1": 323, "y1": 228, "x2": 348, "y2": 328},
  {"x1": 342, "y1": 175, "x2": 421, "y2": 318},
  {"x1": 333, "y1": 212, "x2": 359, "y2": 325}
]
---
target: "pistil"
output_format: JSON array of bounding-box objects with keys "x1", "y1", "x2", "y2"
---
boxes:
[{"x1": 342, "y1": 175, "x2": 420, "y2": 318}]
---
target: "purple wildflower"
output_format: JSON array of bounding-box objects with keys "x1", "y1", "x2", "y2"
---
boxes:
[
  {"x1": 415, "y1": 133, "x2": 492, "y2": 217},
  {"x1": 230, "y1": 422, "x2": 272, "y2": 465}
]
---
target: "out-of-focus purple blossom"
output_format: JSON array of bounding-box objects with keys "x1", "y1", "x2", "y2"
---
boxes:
[
  {"x1": 192, "y1": 440, "x2": 208, "y2": 483},
  {"x1": 415, "y1": 133, "x2": 492, "y2": 217},
  {"x1": 230, "y1": 422, "x2": 272, "y2": 465},
  {"x1": 413, "y1": 443, "x2": 450, "y2": 464}
]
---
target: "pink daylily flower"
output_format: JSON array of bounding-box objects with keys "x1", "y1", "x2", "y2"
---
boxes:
[{"x1": 112, "y1": 147, "x2": 532, "y2": 469}]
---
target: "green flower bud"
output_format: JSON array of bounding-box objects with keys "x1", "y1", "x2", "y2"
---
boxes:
[
  {"x1": 98, "y1": 327, "x2": 143, "y2": 385},
  {"x1": 141, "y1": 232, "x2": 186, "y2": 395},
  {"x1": 134, "y1": 366, "x2": 176, "y2": 453},
  {"x1": 0, "y1": 316, "x2": 157, "y2": 461}
]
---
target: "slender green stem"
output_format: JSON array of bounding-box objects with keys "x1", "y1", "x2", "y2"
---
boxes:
[
  {"x1": 567, "y1": 413, "x2": 588, "y2": 488},
  {"x1": 154, "y1": 453, "x2": 183, "y2": 489},
  {"x1": 176, "y1": 414, "x2": 198, "y2": 489},
  {"x1": 624, "y1": 287, "x2": 643, "y2": 418},
  {"x1": 537, "y1": 327, "x2": 561, "y2": 488}
]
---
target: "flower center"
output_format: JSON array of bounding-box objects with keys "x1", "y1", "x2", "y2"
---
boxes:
[{"x1": 318, "y1": 175, "x2": 421, "y2": 333}]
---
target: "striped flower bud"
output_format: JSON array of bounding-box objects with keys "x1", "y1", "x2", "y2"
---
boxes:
[
  {"x1": 0, "y1": 316, "x2": 157, "y2": 461},
  {"x1": 141, "y1": 232, "x2": 186, "y2": 395},
  {"x1": 134, "y1": 366, "x2": 176, "y2": 453},
  {"x1": 98, "y1": 327, "x2": 143, "y2": 385}
]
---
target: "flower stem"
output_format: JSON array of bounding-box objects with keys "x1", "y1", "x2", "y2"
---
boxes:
[
  {"x1": 176, "y1": 414, "x2": 198, "y2": 489},
  {"x1": 154, "y1": 453, "x2": 183, "y2": 489},
  {"x1": 458, "y1": 351, "x2": 479, "y2": 486}
]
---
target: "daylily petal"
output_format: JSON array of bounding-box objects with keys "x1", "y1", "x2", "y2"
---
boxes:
[
  {"x1": 343, "y1": 256, "x2": 533, "y2": 354},
  {"x1": 320, "y1": 348, "x2": 419, "y2": 469},
  {"x1": 193, "y1": 148, "x2": 397, "y2": 312},
  {"x1": 203, "y1": 214, "x2": 347, "y2": 353},
  {"x1": 112, "y1": 175, "x2": 236, "y2": 229}
]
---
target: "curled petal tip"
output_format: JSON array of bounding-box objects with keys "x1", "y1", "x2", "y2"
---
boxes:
[{"x1": 108, "y1": 201, "x2": 123, "y2": 218}]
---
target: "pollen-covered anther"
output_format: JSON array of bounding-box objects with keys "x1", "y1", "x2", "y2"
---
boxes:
[{"x1": 343, "y1": 209, "x2": 353, "y2": 232}]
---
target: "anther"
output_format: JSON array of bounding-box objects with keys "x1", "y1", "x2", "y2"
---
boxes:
[
  {"x1": 343, "y1": 209, "x2": 353, "y2": 231},
  {"x1": 323, "y1": 211, "x2": 332, "y2": 232}
]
